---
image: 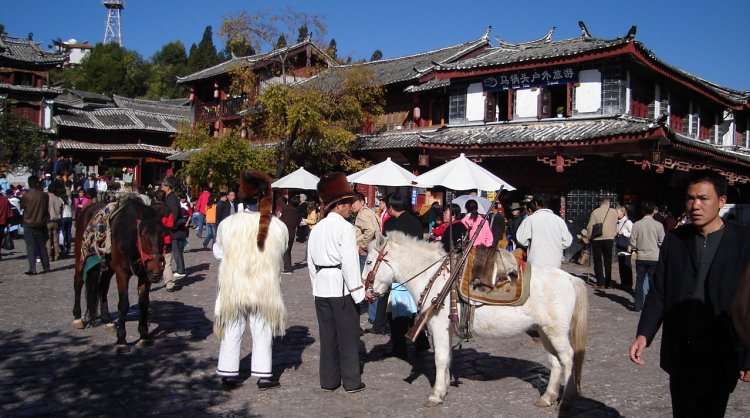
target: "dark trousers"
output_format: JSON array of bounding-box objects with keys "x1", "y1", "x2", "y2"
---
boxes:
[
  {"x1": 315, "y1": 295, "x2": 362, "y2": 391},
  {"x1": 372, "y1": 288, "x2": 391, "y2": 333},
  {"x1": 23, "y1": 225, "x2": 50, "y2": 273},
  {"x1": 634, "y1": 260, "x2": 657, "y2": 312},
  {"x1": 283, "y1": 226, "x2": 295, "y2": 271},
  {"x1": 617, "y1": 253, "x2": 633, "y2": 288},
  {"x1": 669, "y1": 371, "x2": 732, "y2": 418},
  {"x1": 61, "y1": 217, "x2": 73, "y2": 252},
  {"x1": 390, "y1": 315, "x2": 430, "y2": 358},
  {"x1": 591, "y1": 239, "x2": 613, "y2": 286},
  {"x1": 172, "y1": 238, "x2": 185, "y2": 274}
]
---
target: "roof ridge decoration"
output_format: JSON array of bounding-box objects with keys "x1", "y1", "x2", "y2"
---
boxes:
[
  {"x1": 495, "y1": 26, "x2": 556, "y2": 50},
  {"x1": 578, "y1": 21, "x2": 593, "y2": 40}
]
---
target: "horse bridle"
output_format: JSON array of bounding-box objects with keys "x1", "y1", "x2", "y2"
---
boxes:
[
  {"x1": 363, "y1": 242, "x2": 451, "y2": 312},
  {"x1": 135, "y1": 219, "x2": 163, "y2": 269},
  {"x1": 364, "y1": 248, "x2": 390, "y2": 297}
]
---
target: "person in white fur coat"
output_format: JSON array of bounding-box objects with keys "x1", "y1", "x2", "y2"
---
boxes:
[{"x1": 213, "y1": 170, "x2": 288, "y2": 390}]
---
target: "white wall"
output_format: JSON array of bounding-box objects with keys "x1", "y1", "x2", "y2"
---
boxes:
[
  {"x1": 466, "y1": 82, "x2": 485, "y2": 121},
  {"x1": 515, "y1": 88, "x2": 539, "y2": 118},
  {"x1": 574, "y1": 69, "x2": 602, "y2": 114}
]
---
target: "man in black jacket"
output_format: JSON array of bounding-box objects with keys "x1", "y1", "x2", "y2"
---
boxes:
[
  {"x1": 629, "y1": 170, "x2": 750, "y2": 417},
  {"x1": 161, "y1": 177, "x2": 187, "y2": 291}
]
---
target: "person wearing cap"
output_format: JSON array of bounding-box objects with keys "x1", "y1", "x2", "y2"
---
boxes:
[
  {"x1": 506, "y1": 202, "x2": 524, "y2": 250},
  {"x1": 161, "y1": 177, "x2": 187, "y2": 291},
  {"x1": 307, "y1": 172, "x2": 366, "y2": 393},
  {"x1": 515, "y1": 192, "x2": 572, "y2": 269}
]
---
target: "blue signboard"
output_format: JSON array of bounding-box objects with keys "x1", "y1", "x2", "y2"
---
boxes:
[
  {"x1": 411, "y1": 189, "x2": 418, "y2": 205},
  {"x1": 483, "y1": 66, "x2": 577, "y2": 91}
]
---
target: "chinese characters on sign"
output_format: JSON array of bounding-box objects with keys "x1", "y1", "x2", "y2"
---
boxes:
[{"x1": 483, "y1": 66, "x2": 578, "y2": 91}]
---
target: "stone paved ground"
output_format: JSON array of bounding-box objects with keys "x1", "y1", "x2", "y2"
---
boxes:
[{"x1": 1, "y1": 232, "x2": 748, "y2": 417}]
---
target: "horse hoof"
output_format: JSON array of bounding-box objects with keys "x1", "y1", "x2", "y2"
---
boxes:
[
  {"x1": 115, "y1": 344, "x2": 129, "y2": 353},
  {"x1": 423, "y1": 398, "x2": 442, "y2": 407},
  {"x1": 104, "y1": 323, "x2": 116, "y2": 332},
  {"x1": 139, "y1": 339, "x2": 153, "y2": 347},
  {"x1": 72, "y1": 319, "x2": 85, "y2": 330},
  {"x1": 534, "y1": 397, "x2": 553, "y2": 408}
]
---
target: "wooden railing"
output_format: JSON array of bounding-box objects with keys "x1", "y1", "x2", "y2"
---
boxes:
[{"x1": 194, "y1": 97, "x2": 247, "y2": 122}]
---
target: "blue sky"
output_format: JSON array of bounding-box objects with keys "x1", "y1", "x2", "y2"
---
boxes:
[{"x1": 2, "y1": 0, "x2": 749, "y2": 90}]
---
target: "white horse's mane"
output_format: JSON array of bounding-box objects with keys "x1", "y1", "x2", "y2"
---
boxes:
[{"x1": 380, "y1": 231, "x2": 446, "y2": 258}]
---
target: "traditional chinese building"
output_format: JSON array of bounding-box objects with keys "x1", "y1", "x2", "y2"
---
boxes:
[
  {"x1": 348, "y1": 24, "x2": 750, "y2": 235},
  {"x1": 0, "y1": 33, "x2": 66, "y2": 129},
  {"x1": 176, "y1": 37, "x2": 336, "y2": 137},
  {"x1": 53, "y1": 92, "x2": 190, "y2": 186}
]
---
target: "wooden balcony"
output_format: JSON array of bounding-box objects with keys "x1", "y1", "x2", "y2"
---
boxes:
[{"x1": 194, "y1": 97, "x2": 247, "y2": 122}]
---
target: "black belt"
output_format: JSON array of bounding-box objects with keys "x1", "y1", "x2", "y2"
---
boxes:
[{"x1": 315, "y1": 263, "x2": 342, "y2": 273}]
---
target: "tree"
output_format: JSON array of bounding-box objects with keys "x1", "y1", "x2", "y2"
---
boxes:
[
  {"x1": 53, "y1": 43, "x2": 151, "y2": 97},
  {"x1": 187, "y1": 26, "x2": 221, "y2": 73},
  {"x1": 242, "y1": 65, "x2": 383, "y2": 177},
  {"x1": 218, "y1": 8, "x2": 327, "y2": 83},
  {"x1": 297, "y1": 25, "x2": 309, "y2": 43},
  {"x1": 370, "y1": 49, "x2": 383, "y2": 61},
  {"x1": 0, "y1": 23, "x2": 6, "y2": 35},
  {"x1": 146, "y1": 41, "x2": 189, "y2": 99},
  {"x1": 0, "y1": 100, "x2": 46, "y2": 173},
  {"x1": 171, "y1": 122, "x2": 214, "y2": 151},
  {"x1": 327, "y1": 39, "x2": 338, "y2": 61},
  {"x1": 275, "y1": 34, "x2": 287, "y2": 49},
  {"x1": 176, "y1": 129, "x2": 275, "y2": 190}
]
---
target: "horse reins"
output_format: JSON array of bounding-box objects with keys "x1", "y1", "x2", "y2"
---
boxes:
[
  {"x1": 134, "y1": 219, "x2": 163, "y2": 271},
  {"x1": 364, "y1": 245, "x2": 451, "y2": 313}
]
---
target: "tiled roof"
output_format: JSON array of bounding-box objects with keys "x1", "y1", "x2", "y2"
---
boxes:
[
  {"x1": 354, "y1": 116, "x2": 657, "y2": 150},
  {"x1": 166, "y1": 149, "x2": 202, "y2": 161},
  {"x1": 403, "y1": 78, "x2": 450, "y2": 93},
  {"x1": 671, "y1": 134, "x2": 750, "y2": 165},
  {"x1": 113, "y1": 95, "x2": 192, "y2": 118},
  {"x1": 177, "y1": 39, "x2": 335, "y2": 84},
  {"x1": 302, "y1": 36, "x2": 490, "y2": 92},
  {"x1": 433, "y1": 34, "x2": 749, "y2": 106},
  {"x1": 54, "y1": 89, "x2": 114, "y2": 109},
  {"x1": 437, "y1": 37, "x2": 630, "y2": 71},
  {"x1": 56, "y1": 139, "x2": 176, "y2": 155},
  {"x1": 54, "y1": 106, "x2": 187, "y2": 132},
  {"x1": 0, "y1": 35, "x2": 67, "y2": 67},
  {"x1": 0, "y1": 83, "x2": 63, "y2": 94}
]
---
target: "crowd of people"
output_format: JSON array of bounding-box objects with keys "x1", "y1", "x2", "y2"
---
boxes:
[{"x1": 3, "y1": 166, "x2": 748, "y2": 415}]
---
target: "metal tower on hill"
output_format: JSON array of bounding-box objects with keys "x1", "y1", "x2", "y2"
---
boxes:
[{"x1": 103, "y1": 0, "x2": 124, "y2": 46}]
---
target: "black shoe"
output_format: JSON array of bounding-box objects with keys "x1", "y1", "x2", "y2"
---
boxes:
[
  {"x1": 221, "y1": 376, "x2": 241, "y2": 387},
  {"x1": 257, "y1": 378, "x2": 280, "y2": 391},
  {"x1": 363, "y1": 327, "x2": 386, "y2": 335},
  {"x1": 321, "y1": 385, "x2": 340, "y2": 392},
  {"x1": 166, "y1": 284, "x2": 182, "y2": 292},
  {"x1": 24, "y1": 271, "x2": 36, "y2": 276},
  {"x1": 345, "y1": 383, "x2": 366, "y2": 393}
]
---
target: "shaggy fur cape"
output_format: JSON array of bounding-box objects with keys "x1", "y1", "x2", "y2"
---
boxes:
[{"x1": 213, "y1": 212, "x2": 288, "y2": 338}]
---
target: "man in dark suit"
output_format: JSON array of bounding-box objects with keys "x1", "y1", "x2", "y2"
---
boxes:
[{"x1": 629, "y1": 170, "x2": 750, "y2": 417}]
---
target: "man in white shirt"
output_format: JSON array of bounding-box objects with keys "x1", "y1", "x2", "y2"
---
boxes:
[
  {"x1": 516, "y1": 193, "x2": 573, "y2": 269},
  {"x1": 307, "y1": 172, "x2": 366, "y2": 393}
]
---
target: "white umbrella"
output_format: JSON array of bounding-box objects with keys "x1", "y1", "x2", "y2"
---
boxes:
[
  {"x1": 451, "y1": 195, "x2": 492, "y2": 214},
  {"x1": 271, "y1": 167, "x2": 320, "y2": 190},
  {"x1": 347, "y1": 157, "x2": 416, "y2": 187},
  {"x1": 413, "y1": 153, "x2": 516, "y2": 192}
]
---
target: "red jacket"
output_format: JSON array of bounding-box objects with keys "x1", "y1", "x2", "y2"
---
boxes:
[
  {"x1": 157, "y1": 204, "x2": 174, "y2": 245},
  {"x1": 194, "y1": 191, "x2": 210, "y2": 215},
  {"x1": 0, "y1": 194, "x2": 11, "y2": 225}
]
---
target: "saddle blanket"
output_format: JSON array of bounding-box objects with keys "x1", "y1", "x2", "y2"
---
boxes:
[
  {"x1": 457, "y1": 247, "x2": 531, "y2": 306},
  {"x1": 79, "y1": 202, "x2": 119, "y2": 278}
]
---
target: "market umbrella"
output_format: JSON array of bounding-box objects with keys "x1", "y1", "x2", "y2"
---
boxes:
[
  {"x1": 451, "y1": 195, "x2": 492, "y2": 214},
  {"x1": 413, "y1": 153, "x2": 516, "y2": 192},
  {"x1": 271, "y1": 167, "x2": 320, "y2": 190},
  {"x1": 347, "y1": 157, "x2": 416, "y2": 187}
]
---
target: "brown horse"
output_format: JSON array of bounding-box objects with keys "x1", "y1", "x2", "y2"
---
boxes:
[{"x1": 72, "y1": 196, "x2": 165, "y2": 351}]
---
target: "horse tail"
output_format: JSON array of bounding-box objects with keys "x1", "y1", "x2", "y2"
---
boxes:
[
  {"x1": 239, "y1": 169, "x2": 273, "y2": 250},
  {"x1": 84, "y1": 265, "x2": 101, "y2": 323},
  {"x1": 569, "y1": 276, "x2": 589, "y2": 395}
]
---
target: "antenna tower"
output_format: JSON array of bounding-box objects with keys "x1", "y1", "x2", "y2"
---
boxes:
[{"x1": 103, "y1": 0, "x2": 124, "y2": 46}]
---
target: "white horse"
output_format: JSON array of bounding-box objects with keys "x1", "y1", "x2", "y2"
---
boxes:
[{"x1": 364, "y1": 232, "x2": 589, "y2": 408}]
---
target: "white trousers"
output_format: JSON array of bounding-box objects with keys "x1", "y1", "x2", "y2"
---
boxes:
[{"x1": 216, "y1": 312, "x2": 273, "y2": 378}]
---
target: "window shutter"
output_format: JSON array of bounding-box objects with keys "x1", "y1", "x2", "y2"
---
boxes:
[
  {"x1": 484, "y1": 93, "x2": 497, "y2": 122},
  {"x1": 539, "y1": 88, "x2": 551, "y2": 118}
]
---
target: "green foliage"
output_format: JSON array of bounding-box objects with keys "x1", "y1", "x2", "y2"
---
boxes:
[
  {"x1": 370, "y1": 49, "x2": 383, "y2": 61},
  {"x1": 177, "y1": 130, "x2": 276, "y2": 190},
  {"x1": 0, "y1": 23, "x2": 5, "y2": 35},
  {"x1": 327, "y1": 39, "x2": 338, "y2": 61},
  {"x1": 252, "y1": 65, "x2": 384, "y2": 176},
  {"x1": 171, "y1": 122, "x2": 214, "y2": 151},
  {"x1": 276, "y1": 34, "x2": 287, "y2": 49},
  {"x1": 146, "y1": 41, "x2": 189, "y2": 99},
  {"x1": 297, "y1": 25, "x2": 309, "y2": 43},
  {"x1": 187, "y1": 26, "x2": 221, "y2": 73},
  {"x1": 53, "y1": 43, "x2": 150, "y2": 97},
  {"x1": 0, "y1": 100, "x2": 46, "y2": 173}
]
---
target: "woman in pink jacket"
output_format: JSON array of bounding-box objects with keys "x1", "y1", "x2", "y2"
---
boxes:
[{"x1": 461, "y1": 199, "x2": 494, "y2": 247}]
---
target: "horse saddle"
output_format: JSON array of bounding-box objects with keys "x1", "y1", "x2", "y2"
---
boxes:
[
  {"x1": 81, "y1": 202, "x2": 120, "y2": 261},
  {"x1": 457, "y1": 246, "x2": 531, "y2": 306}
]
